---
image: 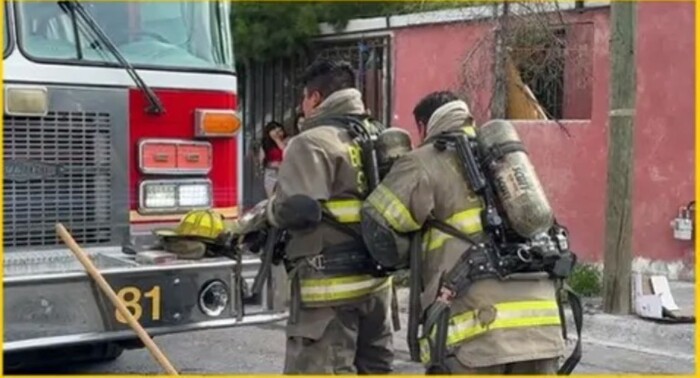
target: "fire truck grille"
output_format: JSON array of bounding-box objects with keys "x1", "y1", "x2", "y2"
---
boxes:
[{"x1": 3, "y1": 112, "x2": 113, "y2": 249}]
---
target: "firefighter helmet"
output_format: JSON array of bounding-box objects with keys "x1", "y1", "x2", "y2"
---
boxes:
[{"x1": 153, "y1": 209, "x2": 226, "y2": 242}]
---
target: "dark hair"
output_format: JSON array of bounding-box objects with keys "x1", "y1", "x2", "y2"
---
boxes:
[
  {"x1": 412, "y1": 91, "x2": 460, "y2": 128},
  {"x1": 262, "y1": 121, "x2": 285, "y2": 153},
  {"x1": 300, "y1": 59, "x2": 356, "y2": 100}
]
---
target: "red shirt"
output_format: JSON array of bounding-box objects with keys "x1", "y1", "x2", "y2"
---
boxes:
[{"x1": 266, "y1": 146, "x2": 284, "y2": 164}]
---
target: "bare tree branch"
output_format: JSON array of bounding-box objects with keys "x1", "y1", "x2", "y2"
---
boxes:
[{"x1": 459, "y1": 0, "x2": 591, "y2": 133}]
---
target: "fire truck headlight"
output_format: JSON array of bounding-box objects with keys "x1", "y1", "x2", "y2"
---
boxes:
[
  {"x1": 199, "y1": 280, "x2": 229, "y2": 317},
  {"x1": 144, "y1": 184, "x2": 177, "y2": 209},
  {"x1": 5, "y1": 85, "x2": 49, "y2": 117},
  {"x1": 139, "y1": 179, "x2": 213, "y2": 214},
  {"x1": 178, "y1": 183, "x2": 211, "y2": 207}
]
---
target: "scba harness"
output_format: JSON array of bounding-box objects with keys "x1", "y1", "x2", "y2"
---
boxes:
[
  {"x1": 410, "y1": 128, "x2": 583, "y2": 375},
  {"x1": 299, "y1": 114, "x2": 390, "y2": 278},
  {"x1": 296, "y1": 113, "x2": 415, "y2": 279},
  {"x1": 251, "y1": 114, "x2": 406, "y2": 327},
  {"x1": 301, "y1": 114, "x2": 403, "y2": 329}
]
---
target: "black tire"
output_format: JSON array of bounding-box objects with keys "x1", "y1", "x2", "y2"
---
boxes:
[
  {"x1": 4, "y1": 342, "x2": 125, "y2": 373},
  {"x1": 89, "y1": 342, "x2": 125, "y2": 362}
]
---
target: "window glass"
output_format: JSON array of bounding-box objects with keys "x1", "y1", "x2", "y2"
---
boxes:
[{"x1": 17, "y1": 1, "x2": 233, "y2": 70}]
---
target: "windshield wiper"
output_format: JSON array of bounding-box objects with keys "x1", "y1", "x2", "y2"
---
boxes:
[{"x1": 58, "y1": 1, "x2": 165, "y2": 115}]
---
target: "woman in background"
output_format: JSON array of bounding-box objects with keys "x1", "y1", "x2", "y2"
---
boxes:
[{"x1": 259, "y1": 121, "x2": 288, "y2": 197}]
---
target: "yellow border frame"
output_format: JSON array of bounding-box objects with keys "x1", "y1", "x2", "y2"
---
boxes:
[{"x1": 0, "y1": 0, "x2": 697, "y2": 377}]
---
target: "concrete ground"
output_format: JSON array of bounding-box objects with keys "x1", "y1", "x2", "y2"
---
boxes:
[{"x1": 10, "y1": 281, "x2": 695, "y2": 374}]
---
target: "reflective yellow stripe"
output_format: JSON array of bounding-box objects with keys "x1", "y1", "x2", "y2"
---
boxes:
[
  {"x1": 461, "y1": 126, "x2": 476, "y2": 137},
  {"x1": 446, "y1": 300, "x2": 560, "y2": 345},
  {"x1": 419, "y1": 338, "x2": 431, "y2": 365},
  {"x1": 366, "y1": 185, "x2": 420, "y2": 232},
  {"x1": 300, "y1": 275, "x2": 392, "y2": 303},
  {"x1": 420, "y1": 300, "x2": 561, "y2": 365},
  {"x1": 423, "y1": 208, "x2": 483, "y2": 251},
  {"x1": 324, "y1": 199, "x2": 362, "y2": 223}
]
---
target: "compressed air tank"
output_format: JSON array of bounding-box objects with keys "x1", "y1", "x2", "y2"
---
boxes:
[
  {"x1": 476, "y1": 119, "x2": 553, "y2": 238},
  {"x1": 375, "y1": 127, "x2": 413, "y2": 179}
]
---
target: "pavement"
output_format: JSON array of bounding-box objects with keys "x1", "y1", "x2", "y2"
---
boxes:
[
  {"x1": 571, "y1": 281, "x2": 695, "y2": 370},
  {"x1": 9, "y1": 281, "x2": 696, "y2": 374}
]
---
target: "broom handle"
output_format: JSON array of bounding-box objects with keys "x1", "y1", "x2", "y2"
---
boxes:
[{"x1": 56, "y1": 223, "x2": 179, "y2": 375}]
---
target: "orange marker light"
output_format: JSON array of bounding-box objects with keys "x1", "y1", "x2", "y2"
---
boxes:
[{"x1": 195, "y1": 109, "x2": 241, "y2": 138}]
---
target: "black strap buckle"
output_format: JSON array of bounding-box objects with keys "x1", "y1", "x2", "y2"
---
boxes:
[{"x1": 307, "y1": 255, "x2": 326, "y2": 270}]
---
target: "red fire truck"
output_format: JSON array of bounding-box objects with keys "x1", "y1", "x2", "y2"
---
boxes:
[{"x1": 3, "y1": 1, "x2": 286, "y2": 368}]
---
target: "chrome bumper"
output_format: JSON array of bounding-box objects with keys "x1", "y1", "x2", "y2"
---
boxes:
[
  {"x1": 4, "y1": 247, "x2": 288, "y2": 353},
  {"x1": 4, "y1": 311, "x2": 289, "y2": 352}
]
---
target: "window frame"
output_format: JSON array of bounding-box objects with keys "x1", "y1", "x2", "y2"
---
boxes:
[
  {"x1": 13, "y1": 1, "x2": 236, "y2": 75},
  {"x1": 4, "y1": 1, "x2": 15, "y2": 59},
  {"x1": 505, "y1": 21, "x2": 594, "y2": 121}
]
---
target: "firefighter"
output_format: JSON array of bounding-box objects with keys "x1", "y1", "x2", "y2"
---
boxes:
[
  {"x1": 361, "y1": 91, "x2": 566, "y2": 374},
  {"x1": 266, "y1": 59, "x2": 394, "y2": 374}
]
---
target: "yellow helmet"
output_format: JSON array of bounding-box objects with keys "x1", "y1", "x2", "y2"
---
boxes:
[{"x1": 154, "y1": 209, "x2": 225, "y2": 241}]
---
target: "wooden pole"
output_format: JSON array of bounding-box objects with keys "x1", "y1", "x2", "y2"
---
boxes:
[
  {"x1": 56, "y1": 223, "x2": 179, "y2": 375},
  {"x1": 602, "y1": 1, "x2": 636, "y2": 315},
  {"x1": 491, "y1": 0, "x2": 509, "y2": 119}
]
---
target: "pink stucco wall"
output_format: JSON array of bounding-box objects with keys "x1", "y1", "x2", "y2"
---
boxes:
[
  {"x1": 633, "y1": 2, "x2": 695, "y2": 264},
  {"x1": 391, "y1": 2, "x2": 695, "y2": 264}
]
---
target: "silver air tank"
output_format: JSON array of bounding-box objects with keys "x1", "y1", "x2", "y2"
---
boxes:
[
  {"x1": 476, "y1": 119, "x2": 553, "y2": 238},
  {"x1": 376, "y1": 127, "x2": 413, "y2": 179}
]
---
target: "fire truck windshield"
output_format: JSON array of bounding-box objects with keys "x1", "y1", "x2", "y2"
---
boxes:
[{"x1": 16, "y1": 1, "x2": 234, "y2": 72}]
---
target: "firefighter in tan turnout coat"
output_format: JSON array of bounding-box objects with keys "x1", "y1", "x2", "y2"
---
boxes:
[
  {"x1": 361, "y1": 91, "x2": 567, "y2": 374},
  {"x1": 266, "y1": 59, "x2": 394, "y2": 374}
]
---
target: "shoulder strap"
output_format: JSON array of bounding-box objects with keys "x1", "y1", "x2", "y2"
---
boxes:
[
  {"x1": 407, "y1": 232, "x2": 424, "y2": 362},
  {"x1": 558, "y1": 283, "x2": 583, "y2": 374},
  {"x1": 426, "y1": 217, "x2": 481, "y2": 246},
  {"x1": 320, "y1": 210, "x2": 364, "y2": 243}
]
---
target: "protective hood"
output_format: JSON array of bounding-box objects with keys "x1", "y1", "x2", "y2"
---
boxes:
[
  {"x1": 299, "y1": 88, "x2": 366, "y2": 132},
  {"x1": 425, "y1": 100, "x2": 473, "y2": 140}
]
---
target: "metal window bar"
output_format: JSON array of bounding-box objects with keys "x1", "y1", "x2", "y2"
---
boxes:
[{"x1": 239, "y1": 36, "x2": 392, "y2": 207}]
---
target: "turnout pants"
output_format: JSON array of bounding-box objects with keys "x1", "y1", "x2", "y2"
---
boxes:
[
  {"x1": 441, "y1": 355, "x2": 559, "y2": 375},
  {"x1": 284, "y1": 288, "x2": 394, "y2": 374}
]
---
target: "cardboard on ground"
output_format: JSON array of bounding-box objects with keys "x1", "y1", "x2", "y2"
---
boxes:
[{"x1": 632, "y1": 273, "x2": 693, "y2": 322}]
